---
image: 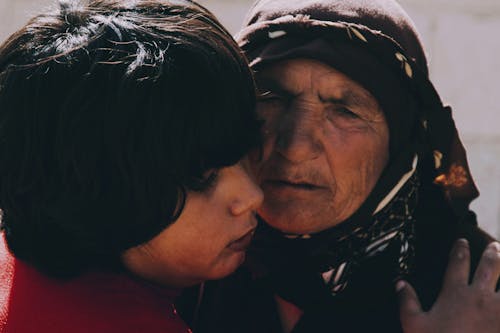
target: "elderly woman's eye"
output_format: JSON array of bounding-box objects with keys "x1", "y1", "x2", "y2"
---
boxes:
[{"x1": 333, "y1": 107, "x2": 359, "y2": 119}]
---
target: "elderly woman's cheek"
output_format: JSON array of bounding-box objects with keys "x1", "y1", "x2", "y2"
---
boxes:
[{"x1": 323, "y1": 125, "x2": 388, "y2": 193}]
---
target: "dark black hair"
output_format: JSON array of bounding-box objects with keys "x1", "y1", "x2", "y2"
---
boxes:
[{"x1": 0, "y1": 0, "x2": 260, "y2": 278}]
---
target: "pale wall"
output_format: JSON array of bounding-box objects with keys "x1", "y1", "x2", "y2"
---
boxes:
[{"x1": 1, "y1": 0, "x2": 499, "y2": 236}]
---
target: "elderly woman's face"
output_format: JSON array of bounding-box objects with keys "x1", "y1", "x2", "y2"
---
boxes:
[
  {"x1": 122, "y1": 162, "x2": 263, "y2": 288},
  {"x1": 251, "y1": 58, "x2": 389, "y2": 234}
]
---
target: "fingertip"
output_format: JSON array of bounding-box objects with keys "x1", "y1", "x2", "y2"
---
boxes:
[
  {"x1": 395, "y1": 280, "x2": 406, "y2": 292},
  {"x1": 472, "y1": 241, "x2": 500, "y2": 291},
  {"x1": 452, "y1": 238, "x2": 470, "y2": 261},
  {"x1": 396, "y1": 280, "x2": 422, "y2": 316},
  {"x1": 487, "y1": 241, "x2": 500, "y2": 252},
  {"x1": 456, "y1": 238, "x2": 469, "y2": 247}
]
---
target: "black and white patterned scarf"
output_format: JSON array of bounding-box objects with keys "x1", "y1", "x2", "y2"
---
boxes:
[{"x1": 310, "y1": 170, "x2": 418, "y2": 296}]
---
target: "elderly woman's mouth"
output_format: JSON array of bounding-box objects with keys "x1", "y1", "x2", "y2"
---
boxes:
[{"x1": 263, "y1": 179, "x2": 326, "y2": 191}]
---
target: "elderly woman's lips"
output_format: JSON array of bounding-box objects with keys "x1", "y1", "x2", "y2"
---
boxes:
[
  {"x1": 264, "y1": 179, "x2": 324, "y2": 190},
  {"x1": 228, "y1": 229, "x2": 256, "y2": 252}
]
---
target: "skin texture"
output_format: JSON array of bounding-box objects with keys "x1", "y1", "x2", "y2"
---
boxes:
[
  {"x1": 122, "y1": 162, "x2": 263, "y2": 288},
  {"x1": 251, "y1": 58, "x2": 389, "y2": 234},
  {"x1": 398, "y1": 240, "x2": 500, "y2": 333}
]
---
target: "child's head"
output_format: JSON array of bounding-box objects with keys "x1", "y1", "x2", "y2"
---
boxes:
[{"x1": 0, "y1": 0, "x2": 261, "y2": 279}]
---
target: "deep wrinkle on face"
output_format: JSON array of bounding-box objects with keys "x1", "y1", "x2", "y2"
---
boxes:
[{"x1": 252, "y1": 58, "x2": 389, "y2": 235}]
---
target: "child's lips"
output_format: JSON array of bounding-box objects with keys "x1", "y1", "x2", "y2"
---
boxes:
[{"x1": 227, "y1": 228, "x2": 256, "y2": 252}]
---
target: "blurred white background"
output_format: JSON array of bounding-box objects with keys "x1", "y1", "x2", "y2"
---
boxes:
[{"x1": 1, "y1": 0, "x2": 499, "y2": 236}]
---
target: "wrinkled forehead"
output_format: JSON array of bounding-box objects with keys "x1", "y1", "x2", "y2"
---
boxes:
[{"x1": 255, "y1": 58, "x2": 382, "y2": 112}]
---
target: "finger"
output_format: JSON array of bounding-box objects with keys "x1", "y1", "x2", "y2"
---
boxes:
[
  {"x1": 442, "y1": 238, "x2": 470, "y2": 292},
  {"x1": 396, "y1": 280, "x2": 423, "y2": 318},
  {"x1": 472, "y1": 242, "x2": 500, "y2": 291}
]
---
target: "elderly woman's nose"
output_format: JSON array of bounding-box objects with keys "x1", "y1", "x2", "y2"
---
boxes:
[{"x1": 276, "y1": 103, "x2": 321, "y2": 163}]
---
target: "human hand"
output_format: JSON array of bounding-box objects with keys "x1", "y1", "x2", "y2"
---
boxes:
[{"x1": 397, "y1": 239, "x2": 500, "y2": 333}]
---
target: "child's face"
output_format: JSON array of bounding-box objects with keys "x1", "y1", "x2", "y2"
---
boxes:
[{"x1": 122, "y1": 161, "x2": 263, "y2": 287}]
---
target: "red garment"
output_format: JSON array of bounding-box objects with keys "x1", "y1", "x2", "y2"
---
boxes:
[{"x1": 0, "y1": 235, "x2": 191, "y2": 333}]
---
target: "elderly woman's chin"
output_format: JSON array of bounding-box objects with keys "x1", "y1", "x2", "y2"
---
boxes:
[{"x1": 257, "y1": 196, "x2": 361, "y2": 235}]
